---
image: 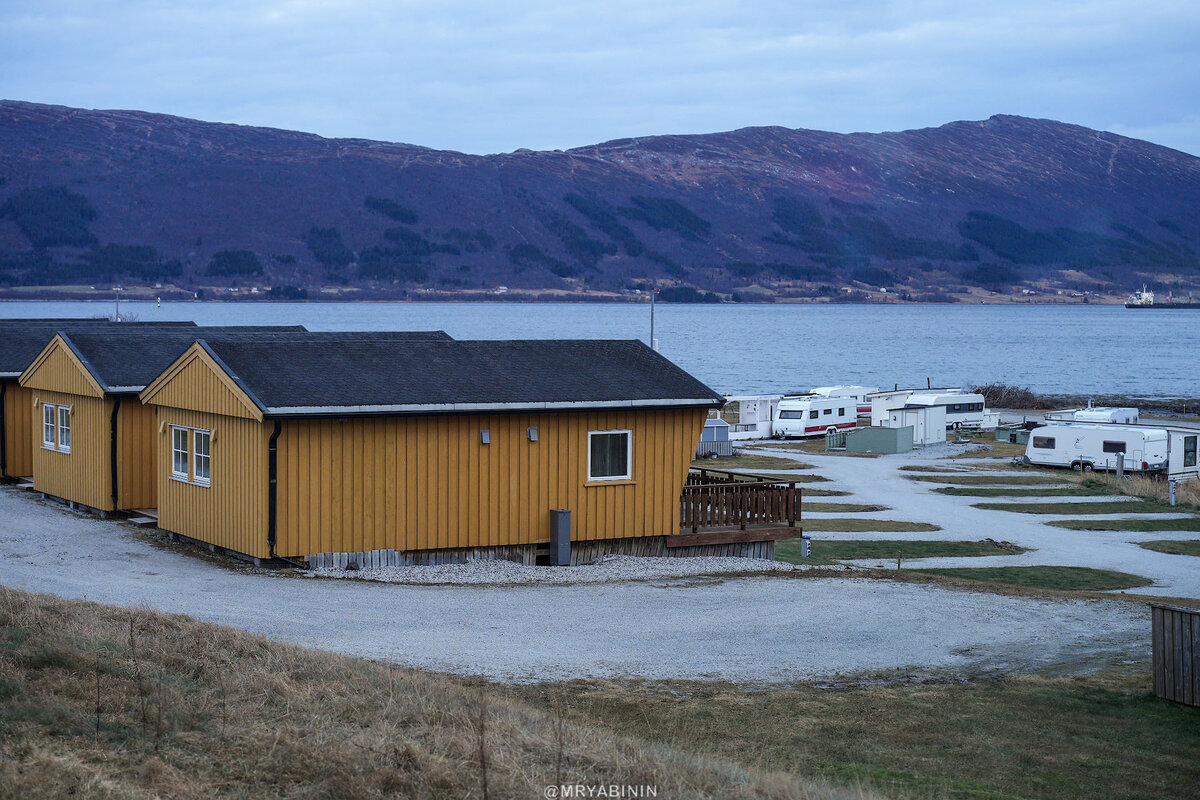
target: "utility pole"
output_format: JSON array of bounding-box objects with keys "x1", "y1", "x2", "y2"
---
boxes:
[
  {"x1": 113, "y1": 286, "x2": 124, "y2": 321},
  {"x1": 649, "y1": 287, "x2": 659, "y2": 351}
]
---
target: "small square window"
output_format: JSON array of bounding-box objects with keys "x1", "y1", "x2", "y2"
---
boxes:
[
  {"x1": 808, "y1": 410, "x2": 818, "y2": 420},
  {"x1": 588, "y1": 430, "x2": 631, "y2": 481},
  {"x1": 823, "y1": 408, "x2": 832, "y2": 415}
]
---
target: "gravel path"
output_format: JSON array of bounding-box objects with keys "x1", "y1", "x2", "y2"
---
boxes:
[
  {"x1": 749, "y1": 445, "x2": 1200, "y2": 597},
  {"x1": 0, "y1": 485, "x2": 1148, "y2": 683}
]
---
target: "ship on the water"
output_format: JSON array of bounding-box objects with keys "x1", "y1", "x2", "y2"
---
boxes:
[{"x1": 1125, "y1": 287, "x2": 1200, "y2": 309}]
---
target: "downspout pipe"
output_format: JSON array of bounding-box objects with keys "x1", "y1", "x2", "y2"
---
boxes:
[
  {"x1": 266, "y1": 419, "x2": 306, "y2": 570},
  {"x1": 0, "y1": 381, "x2": 8, "y2": 477},
  {"x1": 110, "y1": 397, "x2": 121, "y2": 510}
]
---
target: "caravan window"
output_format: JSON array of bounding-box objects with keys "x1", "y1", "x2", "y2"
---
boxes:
[
  {"x1": 823, "y1": 408, "x2": 832, "y2": 415},
  {"x1": 1102, "y1": 441, "x2": 1127, "y2": 454},
  {"x1": 809, "y1": 410, "x2": 818, "y2": 420},
  {"x1": 1185, "y1": 436, "x2": 1197, "y2": 468},
  {"x1": 1032, "y1": 436, "x2": 1055, "y2": 449},
  {"x1": 838, "y1": 408, "x2": 846, "y2": 416},
  {"x1": 950, "y1": 404, "x2": 962, "y2": 413},
  {"x1": 778, "y1": 410, "x2": 803, "y2": 419}
]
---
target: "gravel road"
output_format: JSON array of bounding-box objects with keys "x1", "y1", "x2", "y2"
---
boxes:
[{"x1": 0, "y1": 485, "x2": 1148, "y2": 683}]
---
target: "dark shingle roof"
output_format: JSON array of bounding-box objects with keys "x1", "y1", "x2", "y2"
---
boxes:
[
  {"x1": 0, "y1": 320, "x2": 197, "y2": 376},
  {"x1": 199, "y1": 338, "x2": 723, "y2": 415},
  {"x1": 53, "y1": 328, "x2": 452, "y2": 392}
]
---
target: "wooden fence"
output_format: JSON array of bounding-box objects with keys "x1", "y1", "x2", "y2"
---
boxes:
[
  {"x1": 680, "y1": 471, "x2": 801, "y2": 533},
  {"x1": 1151, "y1": 603, "x2": 1200, "y2": 707}
]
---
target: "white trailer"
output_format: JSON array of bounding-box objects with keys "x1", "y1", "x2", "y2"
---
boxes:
[
  {"x1": 773, "y1": 396, "x2": 858, "y2": 438},
  {"x1": 1024, "y1": 423, "x2": 1169, "y2": 473},
  {"x1": 809, "y1": 385, "x2": 879, "y2": 415},
  {"x1": 1045, "y1": 407, "x2": 1139, "y2": 424},
  {"x1": 904, "y1": 391, "x2": 992, "y2": 430},
  {"x1": 725, "y1": 394, "x2": 783, "y2": 440}
]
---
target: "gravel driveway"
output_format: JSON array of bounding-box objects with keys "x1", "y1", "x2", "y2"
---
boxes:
[{"x1": 0, "y1": 485, "x2": 1148, "y2": 683}]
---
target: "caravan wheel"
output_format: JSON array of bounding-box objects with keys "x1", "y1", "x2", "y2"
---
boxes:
[
  {"x1": 1081, "y1": 463, "x2": 1094, "y2": 473},
  {"x1": 953, "y1": 422, "x2": 962, "y2": 431},
  {"x1": 826, "y1": 426, "x2": 838, "y2": 435}
]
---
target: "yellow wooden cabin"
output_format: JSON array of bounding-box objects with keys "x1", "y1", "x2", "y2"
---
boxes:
[
  {"x1": 0, "y1": 320, "x2": 197, "y2": 482},
  {"x1": 140, "y1": 337, "x2": 726, "y2": 565}
]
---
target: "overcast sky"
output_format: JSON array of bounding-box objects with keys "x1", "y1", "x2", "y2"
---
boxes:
[{"x1": 2, "y1": 1, "x2": 1197, "y2": 156}]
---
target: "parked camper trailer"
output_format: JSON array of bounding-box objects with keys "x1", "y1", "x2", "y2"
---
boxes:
[
  {"x1": 773, "y1": 396, "x2": 857, "y2": 438},
  {"x1": 1024, "y1": 423, "x2": 1168, "y2": 473},
  {"x1": 905, "y1": 392, "x2": 991, "y2": 430},
  {"x1": 809, "y1": 385, "x2": 879, "y2": 415},
  {"x1": 1045, "y1": 407, "x2": 1139, "y2": 424}
]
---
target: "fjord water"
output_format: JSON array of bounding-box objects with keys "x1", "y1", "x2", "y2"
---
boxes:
[{"x1": 2, "y1": 301, "x2": 1195, "y2": 398}]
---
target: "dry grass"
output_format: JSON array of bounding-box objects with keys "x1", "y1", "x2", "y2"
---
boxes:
[
  {"x1": 911, "y1": 565, "x2": 1153, "y2": 591},
  {"x1": 972, "y1": 499, "x2": 1179, "y2": 515},
  {"x1": 0, "y1": 587, "x2": 878, "y2": 800},
  {"x1": 932, "y1": 485, "x2": 1112, "y2": 498},
  {"x1": 777, "y1": 539, "x2": 1024, "y2": 566},
  {"x1": 804, "y1": 503, "x2": 890, "y2": 513},
  {"x1": 744, "y1": 439, "x2": 881, "y2": 458},
  {"x1": 905, "y1": 474, "x2": 1068, "y2": 486},
  {"x1": 1088, "y1": 474, "x2": 1200, "y2": 512},
  {"x1": 512, "y1": 665, "x2": 1200, "y2": 800},
  {"x1": 1047, "y1": 517, "x2": 1200, "y2": 532}
]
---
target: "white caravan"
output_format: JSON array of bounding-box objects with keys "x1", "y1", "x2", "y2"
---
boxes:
[
  {"x1": 904, "y1": 392, "x2": 990, "y2": 430},
  {"x1": 809, "y1": 385, "x2": 879, "y2": 415},
  {"x1": 773, "y1": 396, "x2": 858, "y2": 438},
  {"x1": 1024, "y1": 423, "x2": 1168, "y2": 473},
  {"x1": 1045, "y1": 407, "x2": 1139, "y2": 424}
]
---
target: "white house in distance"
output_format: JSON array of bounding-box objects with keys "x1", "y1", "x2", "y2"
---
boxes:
[{"x1": 883, "y1": 405, "x2": 948, "y2": 447}]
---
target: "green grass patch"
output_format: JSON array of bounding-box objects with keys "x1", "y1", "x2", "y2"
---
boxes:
[
  {"x1": 803, "y1": 502, "x2": 889, "y2": 513},
  {"x1": 776, "y1": 538, "x2": 1024, "y2": 566},
  {"x1": 1047, "y1": 517, "x2": 1200, "y2": 532},
  {"x1": 801, "y1": 518, "x2": 941, "y2": 533},
  {"x1": 743, "y1": 471, "x2": 831, "y2": 483},
  {"x1": 973, "y1": 500, "x2": 1177, "y2": 515},
  {"x1": 933, "y1": 485, "x2": 1114, "y2": 497},
  {"x1": 1138, "y1": 540, "x2": 1200, "y2": 556},
  {"x1": 913, "y1": 565, "x2": 1153, "y2": 591},
  {"x1": 898, "y1": 465, "x2": 959, "y2": 473},
  {"x1": 692, "y1": 454, "x2": 813, "y2": 471},
  {"x1": 907, "y1": 474, "x2": 1069, "y2": 486},
  {"x1": 799, "y1": 488, "x2": 852, "y2": 497}
]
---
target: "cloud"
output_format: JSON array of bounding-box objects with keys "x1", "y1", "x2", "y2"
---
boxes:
[{"x1": 1, "y1": 0, "x2": 1198, "y2": 155}]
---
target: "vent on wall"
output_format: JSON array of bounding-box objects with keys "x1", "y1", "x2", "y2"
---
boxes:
[{"x1": 480, "y1": 429, "x2": 490, "y2": 444}]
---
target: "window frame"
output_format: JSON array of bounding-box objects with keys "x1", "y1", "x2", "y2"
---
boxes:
[
  {"x1": 192, "y1": 429, "x2": 212, "y2": 486},
  {"x1": 170, "y1": 424, "x2": 212, "y2": 487},
  {"x1": 1101, "y1": 441, "x2": 1127, "y2": 454},
  {"x1": 587, "y1": 429, "x2": 633, "y2": 482},
  {"x1": 1184, "y1": 435, "x2": 1197, "y2": 469},
  {"x1": 42, "y1": 403, "x2": 57, "y2": 449},
  {"x1": 56, "y1": 405, "x2": 71, "y2": 453},
  {"x1": 1031, "y1": 436, "x2": 1056, "y2": 449}
]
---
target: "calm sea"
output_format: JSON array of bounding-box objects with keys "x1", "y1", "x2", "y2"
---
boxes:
[{"x1": 1, "y1": 301, "x2": 1196, "y2": 398}]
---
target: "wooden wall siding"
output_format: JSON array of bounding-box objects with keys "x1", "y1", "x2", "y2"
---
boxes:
[
  {"x1": 155, "y1": 408, "x2": 271, "y2": 559},
  {"x1": 143, "y1": 348, "x2": 260, "y2": 420},
  {"x1": 2, "y1": 382, "x2": 36, "y2": 477},
  {"x1": 115, "y1": 399, "x2": 157, "y2": 509},
  {"x1": 276, "y1": 408, "x2": 706, "y2": 558},
  {"x1": 1152, "y1": 603, "x2": 1200, "y2": 707},
  {"x1": 21, "y1": 342, "x2": 104, "y2": 397},
  {"x1": 30, "y1": 390, "x2": 112, "y2": 510}
]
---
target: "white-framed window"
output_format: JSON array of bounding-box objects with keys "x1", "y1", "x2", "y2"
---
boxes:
[
  {"x1": 41, "y1": 402, "x2": 70, "y2": 452},
  {"x1": 170, "y1": 424, "x2": 212, "y2": 487},
  {"x1": 588, "y1": 429, "x2": 632, "y2": 481},
  {"x1": 171, "y1": 426, "x2": 190, "y2": 479},
  {"x1": 42, "y1": 403, "x2": 56, "y2": 448},
  {"x1": 193, "y1": 429, "x2": 211, "y2": 485},
  {"x1": 57, "y1": 406, "x2": 71, "y2": 452}
]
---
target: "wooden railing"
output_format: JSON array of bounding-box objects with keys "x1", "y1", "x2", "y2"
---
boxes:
[{"x1": 680, "y1": 469, "x2": 802, "y2": 533}]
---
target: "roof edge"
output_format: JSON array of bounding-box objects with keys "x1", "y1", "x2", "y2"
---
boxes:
[{"x1": 264, "y1": 397, "x2": 724, "y2": 417}]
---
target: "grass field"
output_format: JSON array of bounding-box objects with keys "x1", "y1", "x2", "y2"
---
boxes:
[
  {"x1": 777, "y1": 538, "x2": 1024, "y2": 566},
  {"x1": 0, "y1": 587, "x2": 871, "y2": 800},
  {"x1": 1138, "y1": 540, "x2": 1200, "y2": 556},
  {"x1": 516, "y1": 665, "x2": 1200, "y2": 800},
  {"x1": 1047, "y1": 518, "x2": 1200, "y2": 532},
  {"x1": 1089, "y1": 473, "x2": 1200, "y2": 512},
  {"x1": 897, "y1": 465, "x2": 959, "y2": 473},
  {"x1": 933, "y1": 485, "x2": 1113, "y2": 497},
  {"x1": 907, "y1": 474, "x2": 1070, "y2": 486},
  {"x1": 972, "y1": 500, "x2": 1177, "y2": 515},
  {"x1": 911, "y1": 565, "x2": 1153, "y2": 591},
  {"x1": 945, "y1": 439, "x2": 1027, "y2": 459},
  {"x1": 804, "y1": 502, "x2": 890, "y2": 513},
  {"x1": 800, "y1": 519, "x2": 941, "y2": 533},
  {"x1": 692, "y1": 454, "x2": 814, "y2": 471}
]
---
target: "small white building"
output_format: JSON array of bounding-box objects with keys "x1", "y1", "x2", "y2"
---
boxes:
[
  {"x1": 884, "y1": 405, "x2": 948, "y2": 447},
  {"x1": 725, "y1": 394, "x2": 783, "y2": 440},
  {"x1": 1045, "y1": 407, "x2": 1139, "y2": 425}
]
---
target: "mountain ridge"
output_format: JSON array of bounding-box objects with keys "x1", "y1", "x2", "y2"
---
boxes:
[{"x1": 1, "y1": 100, "x2": 1197, "y2": 302}]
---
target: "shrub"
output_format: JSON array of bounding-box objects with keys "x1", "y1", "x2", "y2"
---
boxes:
[
  {"x1": 971, "y1": 383, "x2": 1053, "y2": 409},
  {"x1": 304, "y1": 227, "x2": 353, "y2": 267},
  {"x1": 0, "y1": 186, "x2": 97, "y2": 247},
  {"x1": 364, "y1": 196, "x2": 418, "y2": 223},
  {"x1": 207, "y1": 250, "x2": 263, "y2": 276}
]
